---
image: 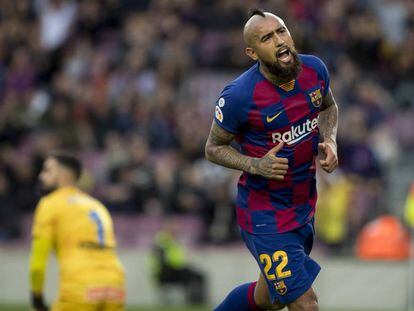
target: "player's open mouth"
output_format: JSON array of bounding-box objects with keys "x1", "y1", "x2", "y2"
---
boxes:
[{"x1": 276, "y1": 47, "x2": 292, "y2": 64}]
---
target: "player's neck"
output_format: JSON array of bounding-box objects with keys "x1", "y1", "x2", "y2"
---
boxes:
[{"x1": 57, "y1": 179, "x2": 77, "y2": 189}]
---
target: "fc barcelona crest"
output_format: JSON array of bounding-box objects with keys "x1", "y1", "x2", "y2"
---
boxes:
[
  {"x1": 275, "y1": 280, "x2": 287, "y2": 295},
  {"x1": 309, "y1": 89, "x2": 322, "y2": 108}
]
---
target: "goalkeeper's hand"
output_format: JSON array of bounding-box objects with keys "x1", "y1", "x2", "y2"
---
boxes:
[{"x1": 31, "y1": 292, "x2": 49, "y2": 311}]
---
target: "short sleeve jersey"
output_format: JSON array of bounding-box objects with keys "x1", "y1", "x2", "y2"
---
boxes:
[{"x1": 213, "y1": 54, "x2": 330, "y2": 234}]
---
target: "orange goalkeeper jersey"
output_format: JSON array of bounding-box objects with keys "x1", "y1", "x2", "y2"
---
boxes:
[{"x1": 32, "y1": 186, "x2": 125, "y2": 284}]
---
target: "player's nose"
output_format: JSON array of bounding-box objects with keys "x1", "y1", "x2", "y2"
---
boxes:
[{"x1": 273, "y1": 33, "x2": 285, "y2": 46}]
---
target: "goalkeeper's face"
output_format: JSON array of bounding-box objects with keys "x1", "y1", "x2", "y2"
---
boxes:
[{"x1": 39, "y1": 157, "x2": 60, "y2": 193}]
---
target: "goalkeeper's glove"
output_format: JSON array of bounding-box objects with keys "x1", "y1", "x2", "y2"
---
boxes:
[{"x1": 31, "y1": 292, "x2": 49, "y2": 311}]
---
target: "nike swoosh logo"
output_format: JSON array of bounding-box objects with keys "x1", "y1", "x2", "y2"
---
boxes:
[{"x1": 266, "y1": 111, "x2": 282, "y2": 123}]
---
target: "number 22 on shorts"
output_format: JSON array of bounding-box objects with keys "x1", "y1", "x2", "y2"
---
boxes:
[{"x1": 259, "y1": 250, "x2": 292, "y2": 280}]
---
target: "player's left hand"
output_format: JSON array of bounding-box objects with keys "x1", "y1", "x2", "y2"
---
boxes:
[
  {"x1": 32, "y1": 304, "x2": 49, "y2": 311},
  {"x1": 318, "y1": 141, "x2": 338, "y2": 173},
  {"x1": 31, "y1": 292, "x2": 49, "y2": 311}
]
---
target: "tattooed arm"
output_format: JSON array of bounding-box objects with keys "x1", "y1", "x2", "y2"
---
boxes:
[
  {"x1": 205, "y1": 122, "x2": 288, "y2": 180},
  {"x1": 319, "y1": 89, "x2": 338, "y2": 145},
  {"x1": 205, "y1": 122, "x2": 251, "y2": 172},
  {"x1": 318, "y1": 89, "x2": 339, "y2": 173}
]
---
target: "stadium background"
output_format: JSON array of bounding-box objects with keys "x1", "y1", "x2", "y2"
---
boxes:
[{"x1": 0, "y1": 0, "x2": 413, "y2": 310}]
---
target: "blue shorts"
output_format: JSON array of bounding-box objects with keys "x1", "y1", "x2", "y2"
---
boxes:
[{"x1": 240, "y1": 221, "x2": 320, "y2": 304}]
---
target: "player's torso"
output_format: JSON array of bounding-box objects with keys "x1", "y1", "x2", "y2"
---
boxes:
[
  {"x1": 236, "y1": 64, "x2": 324, "y2": 172},
  {"x1": 227, "y1": 58, "x2": 327, "y2": 233},
  {"x1": 50, "y1": 189, "x2": 124, "y2": 281}
]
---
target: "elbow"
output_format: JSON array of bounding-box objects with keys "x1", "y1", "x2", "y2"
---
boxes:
[{"x1": 204, "y1": 143, "x2": 215, "y2": 162}]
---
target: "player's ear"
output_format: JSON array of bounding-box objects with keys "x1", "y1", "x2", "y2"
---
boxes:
[{"x1": 245, "y1": 47, "x2": 258, "y2": 61}]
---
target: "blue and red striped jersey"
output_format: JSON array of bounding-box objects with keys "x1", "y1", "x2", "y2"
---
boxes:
[{"x1": 213, "y1": 54, "x2": 330, "y2": 234}]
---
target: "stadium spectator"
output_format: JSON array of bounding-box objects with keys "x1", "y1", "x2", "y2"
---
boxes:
[
  {"x1": 0, "y1": 0, "x2": 412, "y2": 254},
  {"x1": 150, "y1": 218, "x2": 207, "y2": 304}
]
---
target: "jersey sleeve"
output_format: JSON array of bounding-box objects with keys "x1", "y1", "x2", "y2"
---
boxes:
[
  {"x1": 316, "y1": 57, "x2": 330, "y2": 97},
  {"x1": 213, "y1": 84, "x2": 245, "y2": 134},
  {"x1": 29, "y1": 237, "x2": 53, "y2": 293},
  {"x1": 32, "y1": 198, "x2": 56, "y2": 241}
]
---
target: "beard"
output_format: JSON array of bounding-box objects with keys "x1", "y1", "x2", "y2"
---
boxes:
[{"x1": 262, "y1": 48, "x2": 302, "y2": 84}]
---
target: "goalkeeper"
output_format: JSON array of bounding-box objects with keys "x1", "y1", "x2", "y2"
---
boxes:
[{"x1": 29, "y1": 151, "x2": 125, "y2": 311}]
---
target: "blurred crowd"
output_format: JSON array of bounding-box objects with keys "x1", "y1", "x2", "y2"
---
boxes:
[{"x1": 0, "y1": 0, "x2": 413, "y2": 251}]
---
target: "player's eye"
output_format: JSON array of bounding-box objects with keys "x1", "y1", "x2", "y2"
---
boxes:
[{"x1": 262, "y1": 36, "x2": 270, "y2": 42}]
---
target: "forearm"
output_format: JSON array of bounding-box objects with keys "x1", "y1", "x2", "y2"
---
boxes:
[
  {"x1": 318, "y1": 102, "x2": 338, "y2": 145},
  {"x1": 29, "y1": 238, "x2": 52, "y2": 294},
  {"x1": 205, "y1": 144, "x2": 255, "y2": 174},
  {"x1": 30, "y1": 269, "x2": 45, "y2": 295}
]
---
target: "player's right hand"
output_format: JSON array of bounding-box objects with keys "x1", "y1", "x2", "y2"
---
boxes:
[{"x1": 250, "y1": 142, "x2": 289, "y2": 180}]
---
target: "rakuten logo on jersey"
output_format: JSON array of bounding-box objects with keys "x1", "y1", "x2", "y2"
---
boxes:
[{"x1": 272, "y1": 117, "x2": 318, "y2": 145}]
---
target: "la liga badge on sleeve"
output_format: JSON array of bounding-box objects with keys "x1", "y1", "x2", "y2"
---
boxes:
[{"x1": 215, "y1": 106, "x2": 223, "y2": 122}]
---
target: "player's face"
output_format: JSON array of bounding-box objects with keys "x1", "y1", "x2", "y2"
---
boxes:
[
  {"x1": 39, "y1": 157, "x2": 60, "y2": 192},
  {"x1": 247, "y1": 16, "x2": 301, "y2": 81}
]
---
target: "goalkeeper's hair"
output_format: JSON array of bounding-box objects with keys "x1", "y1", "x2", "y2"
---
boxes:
[{"x1": 49, "y1": 150, "x2": 82, "y2": 180}]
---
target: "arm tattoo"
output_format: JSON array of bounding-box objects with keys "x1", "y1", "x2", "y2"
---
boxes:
[
  {"x1": 318, "y1": 89, "x2": 338, "y2": 144},
  {"x1": 205, "y1": 122, "x2": 255, "y2": 174},
  {"x1": 318, "y1": 90, "x2": 338, "y2": 144}
]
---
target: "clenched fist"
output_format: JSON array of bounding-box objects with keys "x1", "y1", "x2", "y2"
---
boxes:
[{"x1": 318, "y1": 141, "x2": 338, "y2": 173}]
